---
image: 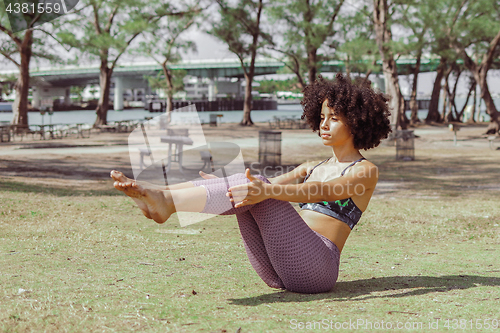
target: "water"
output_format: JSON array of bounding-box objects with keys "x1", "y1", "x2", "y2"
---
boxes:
[
  {"x1": 0, "y1": 104, "x2": 305, "y2": 126},
  {"x1": 0, "y1": 99, "x2": 495, "y2": 125}
]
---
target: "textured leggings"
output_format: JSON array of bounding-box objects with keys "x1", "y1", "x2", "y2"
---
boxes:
[{"x1": 190, "y1": 173, "x2": 340, "y2": 294}]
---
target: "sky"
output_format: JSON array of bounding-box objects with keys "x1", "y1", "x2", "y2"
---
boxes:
[{"x1": 2, "y1": 1, "x2": 500, "y2": 98}]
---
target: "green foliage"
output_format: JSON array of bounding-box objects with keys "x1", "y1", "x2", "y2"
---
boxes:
[
  {"x1": 133, "y1": 4, "x2": 201, "y2": 98},
  {"x1": 0, "y1": 0, "x2": 12, "y2": 31},
  {"x1": 334, "y1": 8, "x2": 379, "y2": 75},
  {"x1": 56, "y1": 0, "x2": 183, "y2": 66},
  {"x1": 70, "y1": 86, "x2": 85, "y2": 102},
  {"x1": 209, "y1": 0, "x2": 271, "y2": 66},
  {"x1": 266, "y1": 0, "x2": 344, "y2": 82},
  {"x1": 146, "y1": 69, "x2": 186, "y2": 96},
  {"x1": 256, "y1": 77, "x2": 302, "y2": 93}
]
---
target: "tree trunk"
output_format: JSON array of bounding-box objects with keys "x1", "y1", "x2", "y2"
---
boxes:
[
  {"x1": 409, "y1": 51, "x2": 422, "y2": 125},
  {"x1": 441, "y1": 65, "x2": 452, "y2": 122},
  {"x1": 307, "y1": 48, "x2": 317, "y2": 84},
  {"x1": 456, "y1": 29, "x2": 500, "y2": 133},
  {"x1": 478, "y1": 75, "x2": 499, "y2": 133},
  {"x1": 426, "y1": 57, "x2": 446, "y2": 123},
  {"x1": 459, "y1": 79, "x2": 474, "y2": 122},
  {"x1": 449, "y1": 68, "x2": 461, "y2": 121},
  {"x1": 163, "y1": 65, "x2": 174, "y2": 113},
  {"x1": 467, "y1": 82, "x2": 477, "y2": 123},
  {"x1": 241, "y1": 73, "x2": 254, "y2": 126},
  {"x1": 475, "y1": 68, "x2": 500, "y2": 133},
  {"x1": 11, "y1": 29, "x2": 33, "y2": 126},
  {"x1": 345, "y1": 56, "x2": 351, "y2": 78},
  {"x1": 94, "y1": 58, "x2": 112, "y2": 127},
  {"x1": 373, "y1": 0, "x2": 406, "y2": 130}
]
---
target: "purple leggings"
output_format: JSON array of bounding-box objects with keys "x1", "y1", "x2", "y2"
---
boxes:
[{"x1": 190, "y1": 173, "x2": 340, "y2": 294}]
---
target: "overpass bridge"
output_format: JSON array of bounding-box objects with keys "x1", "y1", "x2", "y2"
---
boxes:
[{"x1": 0, "y1": 57, "x2": 441, "y2": 110}]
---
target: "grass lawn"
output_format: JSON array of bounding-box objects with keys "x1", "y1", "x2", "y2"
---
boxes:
[{"x1": 1, "y1": 137, "x2": 500, "y2": 332}]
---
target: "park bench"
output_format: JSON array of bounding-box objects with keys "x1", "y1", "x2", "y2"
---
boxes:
[{"x1": 0, "y1": 124, "x2": 11, "y2": 142}]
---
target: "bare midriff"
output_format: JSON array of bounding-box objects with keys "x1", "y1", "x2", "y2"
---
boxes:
[{"x1": 299, "y1": 209, "x2": 352, "y2": 252}]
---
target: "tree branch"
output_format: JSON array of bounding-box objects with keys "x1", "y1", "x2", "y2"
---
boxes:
[
  {"x1": 105, "y1": 4, "x2": 120, "y2": 33},
  {"x1": 110, "y1": 31, "x2": 142, "y2": 71},
  {"x1": 482, "y1": 28, "x2": 500, "y2": 72},
  {"x1": 0, "y1": 50, "x2": 20, "y2": 67},
  {"x1": 0, "y1": 24, "x2": 23, "y2": 46},
  {"x1": 236, "y1": 52, "x2": 248, "y2": 77},
  {"x1": 37, "y1": 28, "x2": 72, "y2": 52},
  {"x1": 327, "y1": 0, "x2": 345, "y2": 33},
  {"x1": 92, "y1": 3, "x2": 102, "y2": 35}
]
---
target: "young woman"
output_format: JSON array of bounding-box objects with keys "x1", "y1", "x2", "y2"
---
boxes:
[{"x1": 111, "y1": 74, "x2": 391, "y2": 294}]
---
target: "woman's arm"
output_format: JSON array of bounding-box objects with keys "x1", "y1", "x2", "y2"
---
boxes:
[
  {"x1": 228, "y1": 163, "x2": 378, "y2": 207},
  {"x1": 267, "y1": 160, "x2": 321, "y2": 185}
]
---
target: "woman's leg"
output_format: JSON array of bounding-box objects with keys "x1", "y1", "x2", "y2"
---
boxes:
[
  {"x1": 192, "y1": 173, "x2": 340, "y2": 294},
  {"x1": 114, "y1": 172, "x2": 339, "y2": 293}
]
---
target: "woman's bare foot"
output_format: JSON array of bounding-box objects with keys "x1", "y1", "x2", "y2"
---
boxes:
[
  {"x1": 111, "y1": 170, "x2": 166, "y2": 190},
  {"x1": 110, "y1": 170, "x2": 132, "y2": 183},
  {"x1": 113, "y1": 179, "x2": 175, "y2": 224},
  {"x1": 111, "y1": 171, "x2": 152, "y2": 219}
]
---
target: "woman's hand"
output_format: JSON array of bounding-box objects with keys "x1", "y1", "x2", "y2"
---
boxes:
[
  {"x1": 227, "y1": 169, "x2": 268, "y2": 208},
  {"x1": 199, "y1": 171, "x2": 218, "y2": 179}
]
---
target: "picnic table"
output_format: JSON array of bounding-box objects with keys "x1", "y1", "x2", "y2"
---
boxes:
[
  {"x1": 8, "y1": 124, "x2": 38, "y2": 141},
  {"x1": 160, "y1": 135, "x2": 194, "y2": 177},
  {"x1": 70, "y1": 123, "x2": 91, "y2": 138},
  {"x1": 33, "y1": 124, "x2": 66, "y2": 140},
  {"x1": 138, "y1": 135, "x2": 194, "y2": 176},
  {"x1": 268, "y1": 116, "x2": 307, "y2": 129},
  {"x1": 97, "y1": 120, "x2": 141, "y2": 133}
]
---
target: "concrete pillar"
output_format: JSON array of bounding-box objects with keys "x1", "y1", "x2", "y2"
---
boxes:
[
  {"x1": 114, "y1": 76, "x2": 124, "y2": 110},
  {"x1": 64, "y1": 88, "x2": 71, "y2": 106},
  {"x1": 32, "y1": 86, "x2": 41, "y2": 108},
  {"x1": 208, "y1": 78, "x2": 216, "y2": 102},
  {"x1": 144, "y1": 84, "x2": 150, "y2": 108}
]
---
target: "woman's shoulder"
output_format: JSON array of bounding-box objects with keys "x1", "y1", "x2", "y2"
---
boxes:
[{"x1": 348, "y1": 158, "x2": 379, "y2": 182}]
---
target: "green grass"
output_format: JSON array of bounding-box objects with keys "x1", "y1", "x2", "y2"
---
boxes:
[{"x1": 1, "y1": 146, "x2": 500, "y2": 332}]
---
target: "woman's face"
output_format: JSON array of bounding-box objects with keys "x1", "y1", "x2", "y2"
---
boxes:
[{"x1": 319, "y1": 99, "x2": 353, "y2": 146}]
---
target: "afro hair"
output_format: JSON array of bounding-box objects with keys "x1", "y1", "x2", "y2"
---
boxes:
[{"x1": 301, "y1": 73, "x2": 392, "y2": 150}]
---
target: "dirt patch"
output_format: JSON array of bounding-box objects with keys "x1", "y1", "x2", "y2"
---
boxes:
[{"x1": 1, "y1": 122, "x2": 499, "y2": 195}]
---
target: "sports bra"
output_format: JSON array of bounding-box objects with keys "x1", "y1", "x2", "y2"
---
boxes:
[{"x1": 298, "y1": 157, "x2": 366, "y2": 229}]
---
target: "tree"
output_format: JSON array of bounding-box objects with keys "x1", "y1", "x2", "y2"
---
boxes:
[
  {"x1": 136, "y1": 7, "x2": 201, "y2": 113},
  {"x1": 58, "y1": 0, "x2": 195, "y2": 127},
  {"x1": 446, "y1": 0, "x2": 500, "y2": 134},
  {"x1": 373, "y1": 0, "x2": 413, "y2": 130},
  {"x1": 334, "y1": 8, "x2": 379, "y2": 81},
  {"x1": 267, "y1": 0, "x2": 345, "y2": 88},
  {"x1": 210, "y1": 0, "x2": 271, "y2": 126},
  {"x1": 395, "y1": 0, "x2": 437, "y2": 125},
  {"x1": 0, "y1": 1, "x2": 61, "y2": 125},
  {"x1": 425, "y1": 57, "x2": 445, "y2": 123}
]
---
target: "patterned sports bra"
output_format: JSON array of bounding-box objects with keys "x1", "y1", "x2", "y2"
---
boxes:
[{"x1": 298, "y1": 157, "x2": 366, "y2": 230}]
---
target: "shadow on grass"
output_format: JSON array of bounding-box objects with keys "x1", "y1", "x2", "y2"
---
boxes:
[
  {"x1": 0, "y1": 157, "x2": 132, "y2": 181},
  {"x1": 372, "y1": 154, "x2": 500, "y2": 194},
  {"x1": 229, "y1": 275, "x2": 500, "y2": 305},
  {"x1": 0, "y1": 179, "x2": 120, "y2": 197}
]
